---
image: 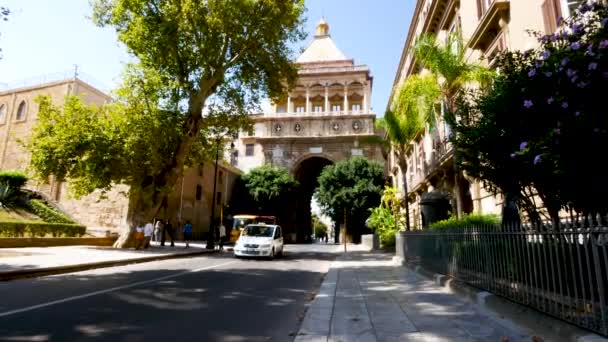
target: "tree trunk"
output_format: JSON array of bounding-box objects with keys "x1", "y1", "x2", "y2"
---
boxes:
[
  {"x1": 454, "y1": 172, "x2": 464, "y2": 219},
  {"x1": 445, "y1": 94, "x2": 464, "y2": 219},
  {"x1": 113, "y1": 84, "x2": 216, "y2": 248},
  {"x1": 397, "y1": 151, "x2": 411, "y2": 231},
  {"x1": 113, "y1": 189, "x2": 161, "y2": 248}
]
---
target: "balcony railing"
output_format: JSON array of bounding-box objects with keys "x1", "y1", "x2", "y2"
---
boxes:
[{"x1": 266, "y1": 109, "x2": 371, "y2": 117}]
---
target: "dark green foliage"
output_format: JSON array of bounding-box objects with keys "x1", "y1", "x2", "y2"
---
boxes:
[
  {"x1": 0, "y1": 183, "x2": 15, "y2": 206},
  {"x1": 27, "y1": 199, "x2": 75, "y2": 224},
  {"x1": 449, "y1": 4, "x2": 608, "y2": 223},
  {"x1": 312, "y1": 214, "x2": 327, "y2": 239},
  {"x1": 241, "y1": 165, "x2": 298, "y2": 216},
  {"x1": 427, "y1": 213, "x2": 499, "y2": 230},
  {"x1": 315, "y1": 157, "x2": 385, "y2": 242},
  {"x1": 0, "y1": 221, "x2": 86, "y2": 237},
  {"x1": 0, "y1": 170, "x2": 28, "y2": 190},
  {"x1": 367, "y1": 206, "x2": 396, "y2": 247},
  {"x1": 28, "y1": 0, "x2": 306, "y2": 247}
]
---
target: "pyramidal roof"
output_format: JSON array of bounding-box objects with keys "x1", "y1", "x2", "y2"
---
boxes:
[{"x1": 296, "y1": 18, "x2": 348, "y2": 64}]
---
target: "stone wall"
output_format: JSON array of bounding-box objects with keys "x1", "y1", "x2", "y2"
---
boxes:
[{"x1": 162, "y1": 162, "x2": 240, "y2": 239}]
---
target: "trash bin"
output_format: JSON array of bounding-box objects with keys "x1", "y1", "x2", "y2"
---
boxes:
[{"x1": 419, "y1": 191, "x2": 451, "y2": 228}]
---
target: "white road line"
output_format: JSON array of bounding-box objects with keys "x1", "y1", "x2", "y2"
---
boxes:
[{"x1": 0, "y1": 260, "x2": 237, "y2": 318}]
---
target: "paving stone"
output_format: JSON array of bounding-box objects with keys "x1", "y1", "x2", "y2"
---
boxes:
[{"x1": 295, "y1": 246, "x2": 530, "y2": 342}]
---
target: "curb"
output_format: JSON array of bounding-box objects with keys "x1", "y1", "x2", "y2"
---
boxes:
[
  {"x1": 0, "y1": 249, "x2": 217, "y2": 281},
  {"x1": 295, "y1": 259, "x2": 339, "y2": 341},
  {"x1": 400, "y1": 260, "x2": 608, "y2": 342}
]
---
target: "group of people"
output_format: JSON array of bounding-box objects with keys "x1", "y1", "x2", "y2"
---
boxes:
[
  {"x1": 133, "y1": 219, "x2": 193, "y2": 249},
  {"x1": 133, "y1": 219, "x2": 226, "y2": 250}
]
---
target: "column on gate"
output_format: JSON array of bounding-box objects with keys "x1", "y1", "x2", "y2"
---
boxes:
[
  {"x1": 343, "y1": 83, "x2": 348, "y2": 114},
  {"x1": 363, "y1": 83, "x2": 368, "y2": 113},
  {"x1": 324, "y1": 84, "x2": 329, "y2": 114},
  {"x1": 287, "y1": 96, "x2": 292, "y2": 114},
  {"x1": 305, "y1": 86, "x2": 310, "y2": 114}
]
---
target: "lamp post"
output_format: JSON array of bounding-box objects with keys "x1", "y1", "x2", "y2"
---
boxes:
[{"x1": 206, "y1": 137, "x2": 221, "y2": 250}]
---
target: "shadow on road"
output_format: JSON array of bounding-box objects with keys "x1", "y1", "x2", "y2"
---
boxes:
[{"x1": 0, "y1": 248, "x2": 340, "y2": 342}]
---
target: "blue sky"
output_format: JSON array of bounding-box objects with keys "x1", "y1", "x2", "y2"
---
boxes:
[{"x1": 0, "y1": 0, "x2": 413, "y2": 115}]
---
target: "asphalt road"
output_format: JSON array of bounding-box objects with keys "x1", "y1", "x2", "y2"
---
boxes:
[{"x1": 0, "y1": 243, "x2": 340, "y2": 342}]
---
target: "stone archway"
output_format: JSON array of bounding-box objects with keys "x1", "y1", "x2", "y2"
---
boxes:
[{"x1": 288, "y1": 155, "x2": 334, "y2": 243}]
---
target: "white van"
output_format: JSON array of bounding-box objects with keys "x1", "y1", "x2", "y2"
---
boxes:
[{"x1": 234, "y1": 224, "x2": 284, "y2": 259}]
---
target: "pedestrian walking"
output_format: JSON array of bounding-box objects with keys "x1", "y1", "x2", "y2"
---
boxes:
[
  {"x1": 183, "y1": 220, "x2": 192, "y2": 248},
  {"x1": 154, "y1": 219, "x2": 164, "y2": 242},
  {"x1": 163, "y1": 219, "x2": 175, "y2": 247},
  {"x1": 218, "y1": 221, "x2": 226, "y2": 251},
  {"x1": 143, "y1": 220, "x2": 154, "y2": 249},
  {"x1": 134, "y1": 224, "x2": 145, "y2": 250}
]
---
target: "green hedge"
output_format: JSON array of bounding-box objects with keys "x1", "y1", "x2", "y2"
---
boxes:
[
  {"x1": 427, "y1": 213, "x2": 500, "y2": 230},
  {"x1": 28, "y1": 199, "x2": 75, "y2": 224},
  {"x1": 0, "y1": 170, "x2": 28, "y2": 189},
  {"x1": 0, "y1": 221, "x2": 86, "y2": 237}
]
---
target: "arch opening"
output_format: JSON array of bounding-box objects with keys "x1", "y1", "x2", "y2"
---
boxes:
[{"x1": 288, "y1": 156, "x2": 333, "y2": 243}]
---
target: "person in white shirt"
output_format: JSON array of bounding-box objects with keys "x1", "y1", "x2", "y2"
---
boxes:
[
  {"x1": 143, "y1": 221, "x2": 154, "y2": 249},
  {"x1": 218, "y1": 222, "x2": 226, "y2": 251},
  {"x1": 154, "y1": 219, "x2": 164, "y2": 242}
]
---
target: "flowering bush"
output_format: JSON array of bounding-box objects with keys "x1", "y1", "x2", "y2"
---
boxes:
[{"x1": 450, "y1": 3, "x2": 608, "y2": 223}]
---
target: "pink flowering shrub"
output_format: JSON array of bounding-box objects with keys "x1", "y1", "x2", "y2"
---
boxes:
[{"x1": 449, "y1": 3, "x2": 608, "y2": 224}]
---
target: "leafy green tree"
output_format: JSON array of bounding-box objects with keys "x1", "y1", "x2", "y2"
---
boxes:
[
  {"x1": 312, "y1": 214, "x2": 327, "y2": 239},
  {"x1": 448, "y1": 3, "x2": 608, "y2": 225},
  {"x1": 413, "y1": 30, "x2": 491, "y2": 217},
  {"x1": 367, "y1": 186, "x2": 404, "y2": 247},
  {"x1": 315, "y1": 157, "x2": 384, "y2": 243},
  {"x1": 378, "y1": 75, "x2": 439, "y2": 230},
  {"x1": 27, "y1": 0, "x2": 306, "y2": 247},
  {"x1": 241, "y1": 165, "x2": 298, "y2": 217}
]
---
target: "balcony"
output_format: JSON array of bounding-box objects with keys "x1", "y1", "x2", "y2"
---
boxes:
[
  {"x1": 265, "y1": 109, "x2": 372, "y2": 117},
  {"x1": 468, "y1": 0, "x2": 510, "y2": 51},
  {"x1": 428, "y1": 138, "x2": 453, "y2": 171}
]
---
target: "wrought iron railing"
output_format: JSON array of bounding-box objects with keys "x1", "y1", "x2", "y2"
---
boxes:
[{"x1": 400, "y1": 220, "x2": 608, "y2": 336}]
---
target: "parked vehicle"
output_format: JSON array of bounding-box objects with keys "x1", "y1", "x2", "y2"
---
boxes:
[
  {"x1": 234, "y1": 224, "x2": 283, "y2": 259},
  {"x1": 229, "y1": 214, "x2": 276, "y2": 243}
]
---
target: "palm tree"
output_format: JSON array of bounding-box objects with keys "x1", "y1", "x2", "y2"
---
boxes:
[
  {"x1": 378, "y1": 75, "x2": 439, "y2": 231},
  {"x1": 413, "y1": 30, "x2": 491, "y2": 217}
]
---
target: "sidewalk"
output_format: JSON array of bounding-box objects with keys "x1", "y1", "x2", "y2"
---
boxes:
[
  {"x1": 0, "y1": 241, "x2": 215, "y2": 280},
  {"x1": 296, "y1": 245, "x2": 531, "y2": 342}
]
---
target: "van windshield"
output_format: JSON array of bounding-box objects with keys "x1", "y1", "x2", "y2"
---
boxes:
[
  {"x1": 242, "y1": 225, "x2": 274, "y2": 237},
  {"x1": 233, "y1": 218, "x2": 254, "y2": 230}
]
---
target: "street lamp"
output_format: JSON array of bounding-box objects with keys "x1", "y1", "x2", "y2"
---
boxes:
[
  {"x1": 206, "y1": 138, "x2": 235, "y2": 250},
  {"x1": 206, "y1": 137, "x2": 222, "y2": 250}
]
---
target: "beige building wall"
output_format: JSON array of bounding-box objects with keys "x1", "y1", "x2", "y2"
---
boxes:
[
  {"x1": 0, "y1": 77, "x2": 241, "y2": 237},
  {"x1": 0, "y1": 78, "x2": 128, "y2": 234},
  {"x1": 163, "y1": 162, "x2": 240, "y2": 239},
  {"x1": 388, "y1": 0, "x2": 584, "y2": 226}
]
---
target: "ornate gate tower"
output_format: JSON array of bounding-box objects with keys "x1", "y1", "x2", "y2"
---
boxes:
[{"x1": 234, "y1": 18, "x2": 383, "y2": 241}]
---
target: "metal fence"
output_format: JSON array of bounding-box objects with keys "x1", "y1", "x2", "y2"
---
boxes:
[{"x1": 399, "y1": 221, "x2": 608, "y2": 336}]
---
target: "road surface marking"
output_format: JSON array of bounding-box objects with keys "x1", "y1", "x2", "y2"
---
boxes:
[{"x1": 0, "y1": 260, "x2": 237, "y2": 318}]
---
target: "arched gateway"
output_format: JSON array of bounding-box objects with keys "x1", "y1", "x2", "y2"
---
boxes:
[{"x1": 234, "y1": 18, "x2": 384, "y2": 241}]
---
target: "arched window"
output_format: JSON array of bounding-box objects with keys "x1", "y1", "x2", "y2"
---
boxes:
[
  {"x1": 0, "y1": 104, "x2": 6, "y2": 122},
  {"x1": 16, "y1": 101, "x2": 27, "y2": 121}
]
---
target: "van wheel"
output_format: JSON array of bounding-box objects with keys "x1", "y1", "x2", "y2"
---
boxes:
[{"x1": 269, "y1": 247, "x2": 275, "y2": 260}]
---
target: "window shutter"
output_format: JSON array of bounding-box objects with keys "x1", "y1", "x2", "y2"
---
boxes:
[{"x1": 542, "y1": 0, "x2": 563, "y2": 34}]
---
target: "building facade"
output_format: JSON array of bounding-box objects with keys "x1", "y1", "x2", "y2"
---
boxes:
[
  {"x1": 234, "y1": 18, "x2": 380, "y2": 173},
  {"x1": 234, "y1": 19, "x2": 384, "y2": 241},
  {"x1": 0, "y1": 74, "x2": 239, "y2": 238},
  {"x1": 388, "y1": 0, "x2": 585, "y2": 228}
]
